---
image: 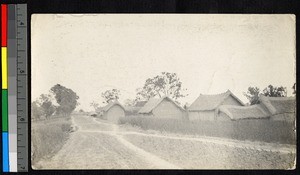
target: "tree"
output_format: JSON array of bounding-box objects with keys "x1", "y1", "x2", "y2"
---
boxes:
[
  {"x1": 244, "y1": 85, "x2": 287, "y2": 105},
  {"x1": 136, "y1": 72, "x2": 188, "y2": 103},
  {"x1": 262, "y1": 85, "x2": 287, "y2": 97},
  {"x1": 124, "y1": 99, "x2": 136, "y2": 107},
  {"x1": 79, "y1": 109, "x2": 84, "y2": 113},
  {"x1": 50, "y1": 84, "x2": 79, "y2": 116},
  {"x1": 90, "y1": 101, "x2": 100, "y2": 111},
  {"x1": 243, "y1": 87, "x2": 261, "y2": 105},
  {"x1": 31, "y1": 101, "x2": 43, "y2": 120},
  {"x1": 38, "y1": 94, "x2": 56, "y2": 119},
  {"x1": 292, "y1": 83, "x2": 296, "y2": 95},
  {"x1": 101, "y1": 89, "x2": 120, "y2": 104}
]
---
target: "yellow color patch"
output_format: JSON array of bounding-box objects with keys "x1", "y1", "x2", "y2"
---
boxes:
[{"x1": 2, "y1": 47, "x2": 8, "y2": 89}]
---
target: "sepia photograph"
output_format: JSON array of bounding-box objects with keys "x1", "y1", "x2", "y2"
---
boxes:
[{"x1": 31, "y1": 14, "x2": 296, "y2": 169}]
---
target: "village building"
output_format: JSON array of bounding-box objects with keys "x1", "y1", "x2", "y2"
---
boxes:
[
  {"x1": 124, "y1": 101, "x2": 147, "y2": 116},
  {"x1": 217, "y1": 104, "x2": 270, "y2": 121},
  {"x1": 138, "y1": 96, "x2": 186, "y2": 119},
  {"x1": 98, "y1": 101, "x2": 126, "y2": 123},
  {"x1": 188, "y1": 90, "x2": 244, "y2": 121},
  {"x1": 259, "y1": 95, "x2": 296, "y2": 121}
]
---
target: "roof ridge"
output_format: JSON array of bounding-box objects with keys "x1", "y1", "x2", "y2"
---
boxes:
[
  {"x1": 259, "y1": 95, "x2": 296, "y2": 115},
  {"x1": 260, "y1": 94, "x2": 296, "y2": 100},
  {"x1": 189, "y1": 90, "x2": 244, "y2": 111},
  {"x1": 199, "y1": 90, "x2": 230, "y2": 96},
  {"x1": 101, "y1": 100, "x2": 125, "y2": 112},
  {"x1": 138, "y1": 96, "x2": 184, "y2": 114},
  {"x1": 219, "y1": 104, "x2": 270, "y2": 120}
]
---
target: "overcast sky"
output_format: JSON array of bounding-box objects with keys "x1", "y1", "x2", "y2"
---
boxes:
[{"x1": 31, "y1": 14, "x2": 296, "y2": 111}]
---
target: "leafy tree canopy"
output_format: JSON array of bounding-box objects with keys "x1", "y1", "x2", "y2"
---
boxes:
[
  {"x1": 244, "y1": 87, "x2": 261, "y2": 105},
  {"x1": 31, "y1": 101, "x2": 43, "y2": 120},
  {"x1": 90, "y1": 101, "x2": 100, "y2": 111},
  {"x1": 292, "y1": 83, "x2": 296, "y2": 95},
  {"x1": 136, "y1": 72, "x2": 188, "y2": 103},
  {"x1": 124, "y1": 99, "x2": 136, "y2": 107},
  {"x1": 262, "y1": 85, "x2": 287, "y2": 97},
  {"x1": 244, "y1": 85, "x2": 287, "y2": 105},
  {"x1": 50, "y1": 84, "x2": 79, "y2": 116},
  {"x1": 101, "y1": 89, "x2": 120, "y2": 104},
  {"x1": 38, "y1": 94, "x2": 56, "y2": 118}
]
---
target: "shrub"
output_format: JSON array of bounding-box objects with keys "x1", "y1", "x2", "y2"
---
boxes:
[{"x1": 120, "y1": 116, "x2": 295, "y2": 144}]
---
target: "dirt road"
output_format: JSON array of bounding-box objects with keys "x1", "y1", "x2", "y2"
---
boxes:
[
  {"x1": 35, "y1": 115, "x2": 179, "y2": 169},
  {"x1": 35, "y1": 115, "x2": 295, "y2": 169}
]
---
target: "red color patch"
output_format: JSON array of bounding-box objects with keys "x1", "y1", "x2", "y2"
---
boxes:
[{"x1": 1, "y1": 4, "x2": 7, "y2": 47}]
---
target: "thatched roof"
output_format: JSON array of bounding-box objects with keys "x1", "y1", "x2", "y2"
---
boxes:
[
  {"x1": 135, "y1": 101, "x2": 147, "y2": 107},
  {"x1": 99, "y1": 101, "x2": 125, "y2": 112},
  {"x1": 138, "y1": 96, "x2": 184, "y2": 114},
  {"x1": 124, "y1": 106, "x2": 142, "y2": 115},
  {"x1": 218, "y1": 104, "x2": 270, "y2": 120},
  {"x1": 188, "y1": 90, "x2": 244, "y2": 111},
  {"x1": 259, "y1": 95, "x2": 296, "y2": 115},
  {"x1": 124, "y1": 101, "x2": 146, "y2": 114}
]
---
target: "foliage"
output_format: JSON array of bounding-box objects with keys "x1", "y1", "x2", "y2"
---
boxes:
[
  {"x1": 79, "y1": 109, "x2": 84, "y2": 113},
  {"x1": 31, "y1": 101, "x2": 43, "y2": 120},
  {"x1": 38, "y1": 94, "x2": 56, "y2": 119},
  {"x1": 119, "y1": 116, "x2": 295, "y2": 144},
  {"x1": 50, "y1": 84, "x2": 79, "y2": 116},
  {"x1": 243, "y1": 87, "x2": 261, "y2": 105},
  {"x1": 124, "y1": 99, "x2": 136, "y2": 107},
  {"x1": 262, "y1": 85, "x2": 287, "y2": 97},
  {"x1": 136, "y1": 72, "x2": 188, "y2": 103},
  {"x1": 101, "y1": 89, "x2": 120, "y2": 104},
  {"x1": 292, "y1": 83, "x2": 296, "y2": 95},
  {"x1": 31, "y1": 94, "x2": 56, "y2": 120},
  {"x1": 90, "y1": 101, "x2": 100, "y2": 111},
  {"x1": 244, "y1": 85, "x2": 287, "y2": 105}
]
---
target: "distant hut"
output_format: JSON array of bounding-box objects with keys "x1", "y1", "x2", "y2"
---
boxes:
[
  {"x1": 99, "y1": 101, "x2": 125, "y2": 123},
  {"x1": 124, "y1": 101, "x2": 147, "y2": 116},
  {"x1": 218, "y1": 104, "x2": 270, "y2": 121},
  {"x1": 188, "y1": 90, "x2": 244, "y2": 121},
  {"x1": 138, "y1": 96, "x2": 186, "y2": 119},
  {"x1": 259, "y1": 95, "x2": 296, "y2": 121}
]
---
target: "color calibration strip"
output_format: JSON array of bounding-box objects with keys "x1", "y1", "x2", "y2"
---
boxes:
[
  {"x1": 1, "y1": 4, "x2": 27, "y2": 172},
  {"x1": 2, "y1": 4, "x2": 9, "y2": 172}
]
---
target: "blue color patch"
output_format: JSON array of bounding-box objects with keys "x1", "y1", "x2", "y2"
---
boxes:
[{"x1": 2, "y1": 132, "x2": 9, "y2": 172}]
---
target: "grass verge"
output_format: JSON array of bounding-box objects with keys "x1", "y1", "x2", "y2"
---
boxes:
[{"x1": 31, "y1": 116, "x2": 72, "y2": 167}]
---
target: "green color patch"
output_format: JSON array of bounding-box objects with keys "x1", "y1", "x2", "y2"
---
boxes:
[{"x1": 2, "y1": 90, "x2": 8, "y2": 131}]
